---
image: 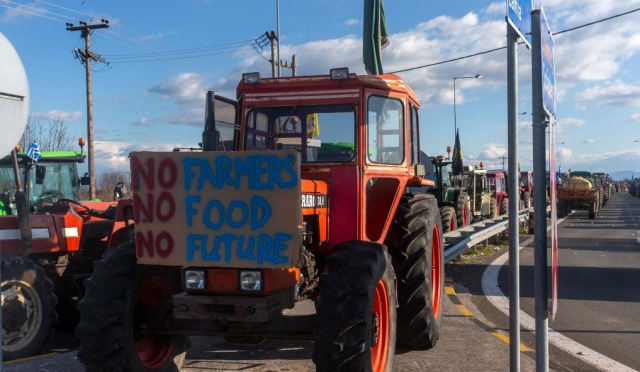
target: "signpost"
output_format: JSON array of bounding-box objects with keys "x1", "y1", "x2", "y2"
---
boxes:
[
  {"x1": 505, "y1": 1, "x2": 532, "y2": 370},
  {"x1": 532, "y1": 6, "x2": 557, "y2": 371}
]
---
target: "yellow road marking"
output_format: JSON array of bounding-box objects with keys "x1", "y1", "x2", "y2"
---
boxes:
[
  {"x1": 445, "y1": 286, "x2": 456, "y2": 295},
  {"x1": 3, "y1": 352, "x2": 58, "y2": 365},
  {"x1": 491, "y1": 332, "x2": 534, "y2": 352},
  {"x1": 454, "y1": 304, "x2": 475, "y2": 318}
]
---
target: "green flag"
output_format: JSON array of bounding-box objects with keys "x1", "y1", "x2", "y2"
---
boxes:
[{"x1": 363, "y1": 0, "x2": 389, "y2": 75}]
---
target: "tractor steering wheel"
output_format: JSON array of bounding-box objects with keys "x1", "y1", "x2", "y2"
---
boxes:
[{"x1": 57, "y1": 198, "x2": 91, "y2": 215}]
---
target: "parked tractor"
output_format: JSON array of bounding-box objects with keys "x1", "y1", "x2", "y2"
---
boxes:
[
  {"x1": 486, "y1": 170, "x2": 508, "y2": 216},
  {"x1": 557, "y1": 171, "x2": 600, "y2": 219},
  {"x1": 0, "y1": 149, "x2": 132, "y2": 360},
  {"x1": 410, "y1": 152, "x2": 470, "y2": 233},
  {"x1": 75, "y1": 70, "x2": 446, "y2": 372}
]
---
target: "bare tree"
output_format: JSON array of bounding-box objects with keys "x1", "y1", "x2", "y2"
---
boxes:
[
  {"x1": 96, "y1": 171, "x2": 131, "y2": 202},
  {"x1": 19, "y1": 116, "x2": 77, "y2": 152}
]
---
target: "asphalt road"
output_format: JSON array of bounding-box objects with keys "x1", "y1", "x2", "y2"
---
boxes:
[{"x1": 493, "y1": 192, "x2": 640, "y2": 371}]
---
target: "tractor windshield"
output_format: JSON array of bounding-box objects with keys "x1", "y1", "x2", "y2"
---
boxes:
[
  {"x1": 0, "y1": 162, "x2": 79, "y2": 211},
  {"x1": 245, "y1": 104, "x2": 356, "y2": 163}
]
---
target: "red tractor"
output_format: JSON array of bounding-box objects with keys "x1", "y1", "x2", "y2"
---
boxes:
[
  {"x1": 0, "y1": 151, "x2": 133, "y2": 360},
  {"x1": 486, "y1": 170, "x2": 508, "y2": 216},
  {"x1": 76, "y1": 70, "x2": 446, "y2": 372}
]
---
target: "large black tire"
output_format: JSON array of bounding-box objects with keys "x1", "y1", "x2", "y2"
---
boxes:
[
  {"x1": 500, "y1": 197, "x2": 509, "y2": 216},
  {"x1": 76, "y1": 243, "x2": 188, "y2": 372},
  {"x1": 588, "y1": 203, "x2": 596, "y2": 219},
  {"x1": 385, "y1": 193, "x2": 444, "y2": 349},
  {"x1": 1, "y1": 254, "x2": 57, "y2": 361},
  {"x1": 456, "y1": 191, "x2": 470, "y2": 227},
  {"x1": 490, "y1": 197, "x2": 498, "y2": 218},
  {"x1": 440, "y1": 206, "x2": 457, "y2": 233},
  {"x1": 313, "y1": 241, "x2": 396, "y2": 372},
  {"x1": 557, "y1": 202, "x2": 566, "y2": 218}
]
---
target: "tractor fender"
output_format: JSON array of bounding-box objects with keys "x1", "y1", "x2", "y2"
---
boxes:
[{"x1": 437, "y1": 201, "x2": 456, "y2": 210}]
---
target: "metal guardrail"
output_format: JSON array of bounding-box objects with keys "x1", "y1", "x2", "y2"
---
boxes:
[{"x1": 443, "y1": 209, "x2": 531, "y2": 263}]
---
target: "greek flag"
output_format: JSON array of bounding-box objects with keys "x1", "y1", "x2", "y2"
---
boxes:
[{"x1": 26, "y1": 140, "x2": 41, "y2": 162}]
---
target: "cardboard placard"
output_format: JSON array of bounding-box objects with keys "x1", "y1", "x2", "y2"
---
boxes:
[{"x1": 130, "y1": 150, "x2": 301, "y2": 268}]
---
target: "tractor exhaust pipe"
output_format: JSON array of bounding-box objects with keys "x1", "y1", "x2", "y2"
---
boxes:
[{"x1": 10, "y1": 149, "x2": 32, "y2": 258}]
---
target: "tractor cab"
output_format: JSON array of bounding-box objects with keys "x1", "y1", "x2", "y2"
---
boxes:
[{"x1": 0, "y1": 151, "x2": 86, "y2": 213}]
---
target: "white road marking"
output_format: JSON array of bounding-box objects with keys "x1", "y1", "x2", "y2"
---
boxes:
[{"x1": 481, "y1": 214, "x2": 637, "y2": 372}]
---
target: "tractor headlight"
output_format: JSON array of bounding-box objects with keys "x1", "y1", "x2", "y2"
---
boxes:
[
  {"x1": 242, "y1": 72, "x2": 261, "y2": 84},
  {"x1": 185, "y1": 269, "x2": 206, "y2": 290},
  {"x1": 330, "y1": 67, "x2": 349, "y2": 80},
  {"x1": 240, "y1": 270, "x2": 262, "y2": 291}
]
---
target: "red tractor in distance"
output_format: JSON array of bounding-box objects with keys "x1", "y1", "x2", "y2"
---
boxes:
[
  {"x1": 0, "y1": 150, "x2": 134, "y2": 360},
  {"x1": 486, "y1": 170, "x2": 508, "y2": 216},
  {"x1": 76, "y1": 69, "x2": 446, "y2": 372}
]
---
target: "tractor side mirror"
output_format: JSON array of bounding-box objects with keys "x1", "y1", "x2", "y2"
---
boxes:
[
  {"x1": 113, "y1": 181, "x2": 127, "y2": 201},
  {"x1": 80, "y1": 173, "x2": 91, "y2": 186},
  {"x1": 35, "y1": 165, "x2": 46, "y2": 184}
]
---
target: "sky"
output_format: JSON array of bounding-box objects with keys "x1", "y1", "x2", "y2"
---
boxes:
[{"x1": 1, "y1": 0, "x2": 640, "y2": 177}]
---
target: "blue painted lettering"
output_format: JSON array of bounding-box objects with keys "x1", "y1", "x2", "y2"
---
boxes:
[
  {"x1": 185, "y1": 195, "x2": 201, "y2": 227},
  {"x1": 250, "y1": 196, "x2": 272, "y2": 229},
  {"x1": 203, "y1": 199, "x2": 225, "y2": 230},
  {"x1": 227, "y1": 200, "x2": 249, "y2": 228},
  {"x1": 237, "y1": 235, "x2": 256, "y2": 260},
  {"x1": 272, "y1": 233, "x2": 292, "y2": 264}
]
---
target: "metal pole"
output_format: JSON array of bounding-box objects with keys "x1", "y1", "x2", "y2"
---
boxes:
[
  {"x1": 276, "y1": 0, "x2": 281, "y2": 78},
  {"x1": 506, "y1": 24, "x2": 520, "y2": 372},
  {"x1": 84, "y1": 29, "x2": 96, "y2": 200},
  {"x1": 453, "y1": 78, "x2": 457, "y2": 138},
  {"x1": 292, "y1": 54, "x2": 297, "y2": 77},
  {"x1": 531, "y1": 9, "x2": 549, "y2": 372},
  {"x1": 269, "y1": 31, "x2": 277, "y2": 78}
]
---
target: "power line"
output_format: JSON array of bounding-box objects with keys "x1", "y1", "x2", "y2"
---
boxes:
[
  {"x1": 0, "y1": 3, "x2": 63, "y2": 22},
  {"x1": 34, "y1": 0, "x2": 98, "y2": 19},
  {"x1": 390, "y1": 6, "x2": 640, "y2": 74},
  {"x1": 3, "y1": 0, "x2": 75, "y2": 20},
  {"x1": 103, "y1": 39, "x2": 255, "y2": 59},
  {"x1": 108, "y1": 46, "x2": 255, "y2": 64}
]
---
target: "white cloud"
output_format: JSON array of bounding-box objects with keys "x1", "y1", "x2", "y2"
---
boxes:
[
  {"x1": 631, "y1": 113, "x2": 640, "y2": 123},
  {"x1": 557, "y1": 148, "x2": 572, "y2": 162},
  {"x1": 477, "y1": 143, "x2": 507, "y2": 159},
  {"x1": 133, "y1": 117, "x2": 155, "y2": 126},
  {"x1": 148, "y1": 72, "x2": 211, "y2": 125},
  {"x1": 93, "y1": 140, "x2": 191, "y2": 171},
  {"x1": 0, "y1": 3, "x2": 44, "y2": 22},
  {"x1": 344, "y1": 19, "x2": 359, "y2": 26},
  {"x1": 575, "y1": 80, "x2": 640, "y2": 107},
  {"x1": 32, "y1": 110, "x2": 83, "y2": 123},
  {"x1": 583, "y1": 139, "x2": 595, "y2": 145}
]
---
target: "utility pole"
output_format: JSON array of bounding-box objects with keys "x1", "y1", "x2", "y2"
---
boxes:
[
  {"x1": 499, "y1": 155, "x2": 507, "y2": 169},
  {"x1": 66, "y1": 20, "x2": 109, "y2": 200},
  {"x1": 280, "y1": 54, "x2": 298, "y2": 76},
  {"x1": 266, "y1": 31, "x2": 278, "y2": 78}
]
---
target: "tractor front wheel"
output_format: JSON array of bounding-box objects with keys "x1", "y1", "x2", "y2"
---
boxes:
[
  {"x1": 500, "y1": 197, "x2": 509, "y2": 216},
  {"x1": 1, "y1": 254, "x2": 57, "y2": 361},
  {"x1": 313, "y1": 241, "x2": 396, "y2": 372},
  {"x1": 385, "y1": 193, "x2": 444, "y2": 349},
  {"x1": 490, "y1": 197, "x2": 498, "y2": 219},
  {"x1": 440, "y1": 206, "x2": 457, "y2": 233},
  {"x1": 76, "y1": 243, "x2": 188, "y2": 372},
  {"x1": 456, "y1": 191, "x2": 471, "y2": 227}
]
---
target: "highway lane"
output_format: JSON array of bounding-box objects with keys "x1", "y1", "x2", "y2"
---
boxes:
[{"x1": 496, "y1": 192, "x2": 640, "y2": 371}]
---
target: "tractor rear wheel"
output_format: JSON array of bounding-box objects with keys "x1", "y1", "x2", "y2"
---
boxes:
[
  {"x1": 490, "y1": 197, "x2": 498, "y2": 218},
  {"x1": 500, "y1": 197, "x2": 509, "y2": 216},
  {"x1": 588, "y1": 203, "x2": 596, "y2": 219},
  {"x1": 440, "y1": 206, "x2": 457, "y2": 233},
  {"x1": 76, "y1": 243, "x2": 188, "y2": 372},
  {"x1": 385, "y1": 193, "x2": 444, "y2": 349},
  {"x1": 1, "y1": 254, "x2": 57, "y2": 361},
  {"x1": 456, "y1": 191, "x2": 470, "y2": 227},
  {"x1": 313, "y1": 241, "x2": 396, "y2": 372}
]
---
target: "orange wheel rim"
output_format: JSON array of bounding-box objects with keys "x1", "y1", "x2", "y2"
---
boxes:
[
  {"x1": 450, "y1": 217, "x2": 455, "y2": 231},
  {"x1": 431, "y1": 225, "x2": 443, "y2": 318},
  {"x1": 135, "y1": 277, "x2": 175, "y2": 369},
  {"x1": 370, "y1": 279, "x2": 389, "y2": 371}
]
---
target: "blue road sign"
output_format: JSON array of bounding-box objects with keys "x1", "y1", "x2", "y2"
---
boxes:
[
  {"x1": 541, "y1": 7, "x2": 556, "y2": 118},
  {"x1": 506, "y1": 0, "x2": 533, "y2": 47}
]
